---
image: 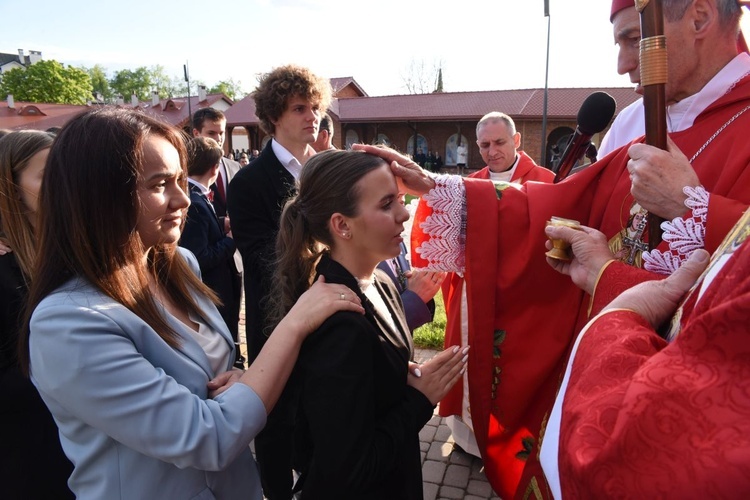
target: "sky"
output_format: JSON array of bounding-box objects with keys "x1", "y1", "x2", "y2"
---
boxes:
[{"x1": 2, "y1": 0, "x2": 749, "y2": 98}]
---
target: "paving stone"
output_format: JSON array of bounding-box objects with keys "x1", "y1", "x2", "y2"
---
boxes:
[
  {"x1": 427, "y1": 441, "x2": 453, "y2": 461},
  {"x1": 419, "y1": 424, "x2": 437, "y2": 442},
  {"x1": 443, "y1": 464, "x2": 470, "y2": 488},
  {"x1": 438, "y1": 485, "x2": 465, "y2": 499},
  {"x1": 448, "y1": 449, "x2": 472, "y2": 466},
  {"x1": 422, "y1": 460, "x2": 446, "y2": 483},
  {"x1": 470, "y1": 460, "x2": 488, "y2": 479},
  {"x1": 467, "y1": 478, "x2": 493, "y2": 497},
  {"x1": 420, "y1": 441, "x2": 430, "y2": 452},
  {"x1": 427, "y1": 414, "x2": 442, "y2": 426},
  {"x1": 434, "y1": 424, "x2": 453, "y2": 442},
  {"x1": 422, "y1": 481, "x2": 439, "y2": 500}
]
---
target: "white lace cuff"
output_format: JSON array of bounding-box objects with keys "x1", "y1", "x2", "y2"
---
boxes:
[
  {"x1": 642, "y1": 186, "x2": 708, "y2": 275},
  {"x1": 413, "y1": 174, "x2": 466, "y2": 273}
]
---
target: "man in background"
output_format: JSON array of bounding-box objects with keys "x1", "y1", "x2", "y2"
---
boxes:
[
  {"x1": 440, "y1": 112, "x2": 553, "y2": 457},
  {"x1": 310, "y1": 113, "x2": 336, "y2": 152},
  {"x1": 180, "y1": 137, "x2": 244, "y2": 369},
  {"x1": 191, "y1": 108, "x2": 244, "y2": 366},
  {"x1": 227, "y1": 64, "x2": 331, "y2": 500},
  {"x1": 455, "y1": 141, "x2": 467, "y2": 175}
]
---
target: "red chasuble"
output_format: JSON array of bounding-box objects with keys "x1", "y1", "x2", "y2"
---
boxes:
[
  {"x1": 439, "y1": 152, "x2": 554, "y2": 420},
  {"x1": 558, "y1": 233, "x2": 750, "y2": 497},
  {"x1": 413, "y1": 75, "x2": 750, "y2": 498}
]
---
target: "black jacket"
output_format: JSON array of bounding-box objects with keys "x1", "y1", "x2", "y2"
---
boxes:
[
  {"x1": 179, "y1": 183, "x2": 241, "y2": 337},
  {"x1": 0, "y1": 253, "x2": 74, "y2": 498},
  {"x1": 295, "y1": 255, "x2": 434, "y2": 499},
  {"x1": 226, "y1": 141, "x2": 296, "y2": 360}
]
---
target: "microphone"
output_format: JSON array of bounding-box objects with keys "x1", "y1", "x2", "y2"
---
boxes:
[{"x1": 552, "y1": 92, "x2": 616, "y2": 183}]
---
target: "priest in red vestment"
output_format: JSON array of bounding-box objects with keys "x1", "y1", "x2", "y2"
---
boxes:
[
  {"x1": 355, "y1": 1, "x2": 750, "y2": 497},
  {"x1": 440, "y1": 112, "x2": 553, "y2": 457},
  {"x1": 541, "y1": 208, "x2": 750, "y2": 498}
]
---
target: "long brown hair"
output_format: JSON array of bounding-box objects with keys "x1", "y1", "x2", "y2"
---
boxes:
[
  {"x1": 270, "y1": 149, "x2": 386, "y2": 327},
  {"x1": 19, "y1": 107, "x2": 217, "y2": 373},
  {"x1": 0, "y1": 130, "x2": 54, "y2": 283}
]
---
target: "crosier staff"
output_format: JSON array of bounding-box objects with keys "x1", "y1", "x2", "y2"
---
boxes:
[{"x1": 637, "y1": 0, "x2": 668, "y2": 247}]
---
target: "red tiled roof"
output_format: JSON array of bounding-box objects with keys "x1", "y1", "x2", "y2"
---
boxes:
[
  {"x1": 329, "y1": 77, "x2": 368, "y2": 97},
  {"x1": 224, "y1": 93, "x2": 257, "y2": 127},
  {"x1": 338, "y1": 87, "x2": 640, "y2": 122},
  {"x1": 138, "y1": 93, "x2": 233, "y2": 127},
  {"x1": 0, "y1": 101, "x2": 89, "y2": 131},
  {"x1": 0, "y1": 93, "x2": 234, "y2": 131},
  {"x1": 224, "y1": 87, "x2": 639, "y2": 127}
]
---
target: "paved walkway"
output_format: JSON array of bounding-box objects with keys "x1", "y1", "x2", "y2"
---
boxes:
[{"x1": 238, "y1": 307, "x2": 500, "y2": 499}]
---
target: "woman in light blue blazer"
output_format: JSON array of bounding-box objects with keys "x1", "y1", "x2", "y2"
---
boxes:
[{"x1": 18, "y1": 108, "x2": 363, "y2": 500}]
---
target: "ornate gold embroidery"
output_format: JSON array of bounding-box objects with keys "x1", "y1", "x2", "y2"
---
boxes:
[
  {"x1": 492, "y1": 180, "x2": 517, "y2": 199},
  {"x1": 537, "y1": 412, "x2": 549, "y2": 461},
  {"x1": 522, "y1": 476, "x2": 544, "y2": 500}
]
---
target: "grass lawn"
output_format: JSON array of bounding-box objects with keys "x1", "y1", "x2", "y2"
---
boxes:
[{"x1": 412, "y1": 290, "x2": 446, "y2": 349}]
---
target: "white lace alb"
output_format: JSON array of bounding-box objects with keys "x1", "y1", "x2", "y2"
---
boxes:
[
  {"x1": 413, "y1": 174, "x2": 466, "y2": 273},
  {"x1": 642, "y1": 186, "x2": 709, "y2": 275}
]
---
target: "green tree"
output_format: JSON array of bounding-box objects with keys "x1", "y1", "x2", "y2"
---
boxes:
[
  {"x1": 150, "y1": 65, "x2": 180, "y2": 98},
  {"x1": 110, "y1": 66, "x2": 154, "y2": 101},
  {"x1": 0, "y1": 60, "x2": 92, "y2": 104},
  {"x1": 169, "y1": 79, "x2": 207, "y2": 98},
  {"x1": 87, "y1": 64, "x2": 113, "y2": 102},
  {"x1": 209, "y1": 78, "x2": 244, "y2": 101}
]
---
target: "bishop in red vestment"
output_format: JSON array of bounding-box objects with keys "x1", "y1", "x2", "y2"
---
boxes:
[
  {"x1": 355, "y1": 8, "x2": 750, "y2": 494},
  {"x1": 448, "y1": 69, "x2": 750, "y2": 497}
]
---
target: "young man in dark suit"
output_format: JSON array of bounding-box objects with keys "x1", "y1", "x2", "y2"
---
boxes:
[
  {"x1": 192, "y1": 108, "x2": 241, "y2": 228},
  {"x1": 179, "y1": 137, "x2": 244, "y2": 368},
  {"x1": 227, "y1": 64, "x2": 331, "y2": 500}
]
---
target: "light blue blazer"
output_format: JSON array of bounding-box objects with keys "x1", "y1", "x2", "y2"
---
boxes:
[{"x1": 29, "y1": 249, "x2": 266, "y2": 499}]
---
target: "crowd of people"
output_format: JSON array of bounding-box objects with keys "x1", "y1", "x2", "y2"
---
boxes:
[
  {"x1": 230, "y1": 148, "x2": 259, "y2": 164},
  {"x1": 1, "y1": 0, "x2": 749, "y2": 498}
]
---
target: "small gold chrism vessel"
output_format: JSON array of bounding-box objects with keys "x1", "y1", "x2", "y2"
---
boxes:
[{"x1": 545, "y1": 216, "x2": 582, "y2": 261}]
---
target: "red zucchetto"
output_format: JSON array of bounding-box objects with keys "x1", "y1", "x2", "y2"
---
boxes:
[{"x1": 611, "y1": 0, "x2": 635, "y2": 21}]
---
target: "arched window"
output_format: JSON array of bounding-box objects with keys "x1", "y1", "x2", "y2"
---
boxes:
[
  {"x1": 406, "y1": 134, "x2": 428, "y2": 159},
  {"x1": 376, "y1": 133, "x2": 391, "y2": 146},
  {"x1": 345, "y1": 130, "x2": 359, "y2": 149},
  {"x1": 445, "y1": 134, "x2": 469, "y2": 166}
]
